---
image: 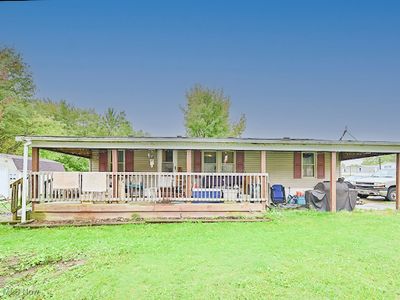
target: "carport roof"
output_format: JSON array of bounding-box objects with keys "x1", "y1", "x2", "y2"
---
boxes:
[{"x1": 15, "y1": 136, "x2": 400, "y2": 160}]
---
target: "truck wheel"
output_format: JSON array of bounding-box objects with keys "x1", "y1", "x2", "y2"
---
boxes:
[
  {"x1": 387, "y1": 187, "x2": 396, "y2": 201},
  {"x1": 358, "y1": 194, "x2": 368, "y2": 199}
]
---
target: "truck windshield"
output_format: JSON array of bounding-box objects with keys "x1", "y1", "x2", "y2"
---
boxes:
[{"x1": 372, "y1": 169, "x2": 396, "y2": 178}]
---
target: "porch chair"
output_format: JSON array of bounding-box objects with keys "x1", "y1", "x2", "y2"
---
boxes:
[{"x1": 270, "y1": 184, "x2": 286, "y2": 204}]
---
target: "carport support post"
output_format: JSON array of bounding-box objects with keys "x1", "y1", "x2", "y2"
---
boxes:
[
  {"x1": 21, "y1": 141, "x2": 31, "y2": 223},
  {"x1": 330, "y1": 152, "x2": 337, "y2": 212},
  {"x1": 396, "y1": 153, "x2": 400, "y2": 210},
  {"x1": 260, "y1": 151, "x2": 267, "y2": 204}
]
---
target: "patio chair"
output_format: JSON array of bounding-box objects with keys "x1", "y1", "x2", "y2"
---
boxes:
[{"x1": 270, "y1": 184, "x2": 286, "y2": 204}]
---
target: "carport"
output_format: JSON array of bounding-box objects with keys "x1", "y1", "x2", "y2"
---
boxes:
[{"x1": 338, "y1": 151, "x2": 400, "y2": 211}]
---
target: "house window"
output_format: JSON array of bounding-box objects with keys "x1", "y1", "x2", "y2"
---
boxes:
[
  {"x1": 201, "y1": 151, "x2": 236, "y2": 173},
  {"x1": 203, "y1": 152, "x2": 217, "y2": 172},
  {"x1": 9, "y1": 174, "x2": 18, "y2": 181},
  {"x1": 302, "y1": 152, "x2": 315, "y2": 177},
  {"x1": 108, "y1": 150, "x2": 125, "y2": 172},
  {"x1": 162, "y1": 150, "x2": 174, "y2": 172},
  {"x1": 221, "y1": 151, "x2": 235, "y2": 173}
]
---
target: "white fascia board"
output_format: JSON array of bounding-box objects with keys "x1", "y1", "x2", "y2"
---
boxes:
[{"x1": 20, "y1": 137, "x2": 400, "y2": 154}]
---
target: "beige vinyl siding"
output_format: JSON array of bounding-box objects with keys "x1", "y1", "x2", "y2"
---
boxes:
[
  {"x1": 133, "y1": 150, "x2": 158, "y2": 172},
  {"x1": 88, "y1": 150, "x2": 340, "y2": 192},
  {"x1": 90, "y1": 150, "x2": 99, "y2": 172},
  {"x1": 266, "y1": 151, "x2": 334, "y2": 190},
  {"x1": 244, "y1": 151, "x2": 261, "y2": 173},
  {"x1": 177, "y1": 150, "x2": 187, "y2": 172}
]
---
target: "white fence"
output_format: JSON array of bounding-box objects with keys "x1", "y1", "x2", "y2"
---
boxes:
[{"x1": 29, "y1": 172, "x2": 269, "y2": 203}]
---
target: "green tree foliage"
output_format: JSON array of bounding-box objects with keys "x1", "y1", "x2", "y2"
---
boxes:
[
  {"x1": 40, "y1": 150, "x2": 89, "y2": 172},
  {"x1": 182, "y1": 85, "x2": 246, "y2": 138},
  {"x1": 0, "y1": 47, "x2": 35, "y2": 103},
  {"x1": 362, "y1": 154, "x2": 395, "y2": 166},
  {"x1": 101, "y1": 108, "x2": 133, "y2": 136},
  {"x1": 0, "y1": 47, "x2": 143, "y2": 171}
]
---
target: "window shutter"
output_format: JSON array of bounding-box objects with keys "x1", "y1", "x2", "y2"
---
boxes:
[
  {"x1": 317, "y1": 152, "x2": 325, "y2": 179},
  {"x1": 194, "y1": 150, "x2": 201, "y2": 172},
  {"x1": 236, "y1": 151, "x2": 245, "y2": 173},
  {"x1": 125, "y1": 150, "x2": 134, "y2": 172},
  {"x1": 99, "y1": 150, "x2": 108, "y2": 172},
  {"x1": 294, "y1": 152, "x2": 302, "y2": 179}
]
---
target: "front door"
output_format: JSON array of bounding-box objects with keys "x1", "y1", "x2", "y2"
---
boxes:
[{"x1": 159, "y1": 150, "x2": 178, "y2": 172}]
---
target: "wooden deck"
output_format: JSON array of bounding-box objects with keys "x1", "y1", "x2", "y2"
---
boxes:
[
  {"x1": 18, "y1": 171, "x2": 270, "y2": 221},
  {"x1": 29, "y1": 171, "x2": 269, "y2": 203},
  {"x1": 31, "y1": 202, "x2": 266, "y2": 221}
]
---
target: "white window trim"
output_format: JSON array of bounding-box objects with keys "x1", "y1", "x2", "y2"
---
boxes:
[
  {"x1": 201, "y1": 150, "x2": 236, "y2": 173},
  {"x1": 202, "y1": 150, "x2": 218, "y2": 173},
  {"x1": 221, "y1": 150, "x2": 236, "y2": 173},
  {"x1": 302, "y1": 152, "x2": 316, "y2": 178},
  {"x1": 158, "y1": 150, "x2": 178, "y2": 172}
]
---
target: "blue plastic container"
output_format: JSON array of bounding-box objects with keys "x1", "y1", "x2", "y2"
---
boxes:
[
  {"x1": 192, "y1": 188, "x2": 221, "y2": 199},
  {"x1": 297, "y1": 196, "x2": 306, "y2": 205}
]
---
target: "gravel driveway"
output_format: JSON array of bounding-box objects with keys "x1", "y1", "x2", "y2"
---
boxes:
[{"x1": 356, "y1": 197, "x2": 396, "y2": 210}]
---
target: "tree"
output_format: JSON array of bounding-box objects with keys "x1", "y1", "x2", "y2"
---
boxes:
[
  {"x1": 100, "y1": 108, "x2": 134, "y2": 136},
  {"x1": 182, "y1": 84, "x2": 246, "y2": 137},
  {"x1": 0, "y1": 99, "x2": 67, "y2": 153},
  {"x1": 0, "y1": 47, "x2": 35, "y2": 103},
  {"x1": 0, "y1": 47, "x2": 145, "y2": 171},
  {"x1": 362, "y1": 155, "x2": 395, "y2": 166},
  {"x1": 40, "y1": 150, "x2": 89, "y2": 172}
]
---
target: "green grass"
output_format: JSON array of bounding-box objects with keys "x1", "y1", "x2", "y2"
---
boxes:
[{"x1": 1, "y1": 210, "x2": 400, "y2": 299}]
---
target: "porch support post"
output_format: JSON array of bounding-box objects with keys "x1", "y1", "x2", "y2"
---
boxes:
[
  {"x1": 173, "y1": 150, "x2": 178, "y2": 172},
  {"x1": 112, "y1": 149, "x2": 118, "y2": 198},
  {"x1": 186, "y1": 150, "x2": 192, "y2": 199},
  {"x1": 260, "y1": 151, "x2": 266, "y2": 173},
  {"x1": 31, "y1": 147, "x2": 39, "y2": 204},
  {"x1": 396, "y1": 153, "x2": 400, "y2": 210},
  {"x1": 330, "y1": 152, "x2": 337, "y2": 212},
  {"x1": 157, "y1": 150, "x2": 162, "y2": 172},
  {"x1": 260, "y1": 151, "x2": 267, "y2": 203},
  {"x1": 112, "y1": 149, "x2": 118, "y2": 172},
  {"x1": 32, "y1": 148, "x2": 39, "y2": 172},
  {"x1": 21, "y1": 140, "x2": 31, "y2": 223}
]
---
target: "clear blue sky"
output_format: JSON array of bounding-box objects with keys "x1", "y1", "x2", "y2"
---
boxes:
[{"x1": 1, "y1": 0, "x2": 399, "y2": 140}]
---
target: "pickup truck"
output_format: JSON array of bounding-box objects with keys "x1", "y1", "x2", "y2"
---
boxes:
[{"x1": 351, "y1": 169, "x2": 396, "y2": 201}]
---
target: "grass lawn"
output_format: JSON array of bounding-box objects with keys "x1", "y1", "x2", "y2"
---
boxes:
[{"x1": 1, "y1": 210, "x2": 400, "y2": 299}]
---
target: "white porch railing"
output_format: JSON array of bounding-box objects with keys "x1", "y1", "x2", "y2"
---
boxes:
[{"x1": 29, "y1": 172, "x2": 269, "y2": 203}]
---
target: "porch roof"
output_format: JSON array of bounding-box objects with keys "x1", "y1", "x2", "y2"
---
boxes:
[{"x1": 15, "y1": 135, "x2": 400, "y2": 160}]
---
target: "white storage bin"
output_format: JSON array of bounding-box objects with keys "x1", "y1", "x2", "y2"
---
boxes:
[{"x1": 222, "y1": 189, "x2": 239, "y2": 200}]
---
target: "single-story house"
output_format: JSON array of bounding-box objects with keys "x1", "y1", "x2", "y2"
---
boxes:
[
  {"x1": 0, "y1": 153, "x2": 64, "y2": 199},
  {"x1": 12, "y1": 136, "x2": 400, "y2": 221}
]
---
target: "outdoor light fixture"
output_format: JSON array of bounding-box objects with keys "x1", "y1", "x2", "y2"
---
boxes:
[{"x1": 147, "y1": 150, "x2": 155, "y2": 168}]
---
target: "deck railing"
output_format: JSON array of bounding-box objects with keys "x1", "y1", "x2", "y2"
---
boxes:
[
  {"x1": 10, "y1": 178, "x2": 24, "y2": 220},
  {"x1": 29, "y1": 172, "x2": 269, "y2": 203}
]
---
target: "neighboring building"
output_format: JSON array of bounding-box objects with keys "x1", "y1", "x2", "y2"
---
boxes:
[
  {"x1": 341, "y1": 160, "x2": 396, "y2": 177},
  {"x1": 0, "y1": 154, "x2": 64, "y2": 198},
  {"x1": 381, "y1": 162, "x2": 396, "y2": 169},
  {"x1": 341, "y1": 164, "x2": 378, "y2": 177}
]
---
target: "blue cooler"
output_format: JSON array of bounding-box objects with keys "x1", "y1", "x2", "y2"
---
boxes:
[
  {"x1": 297, "y1": 196, "x2": 306, "y2": 205},
  {"x1": 192, "y1": 188, "x2": 221, "y2": 199}
]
